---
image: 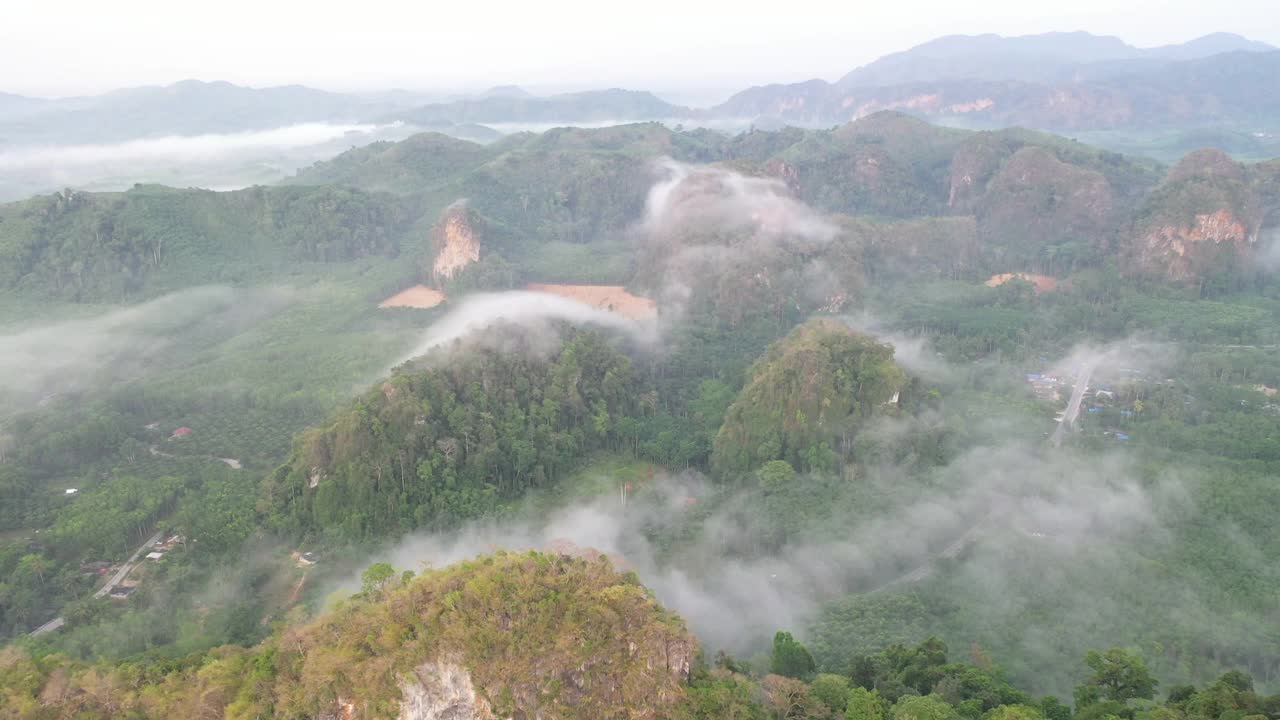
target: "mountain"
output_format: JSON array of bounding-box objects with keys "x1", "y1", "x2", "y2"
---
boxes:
[
  {"x1": 288, "y1": 113, "x2": 1280, "y2": 289},
  {"x1": 264, "y1": 327, "x2": 641, "y2": 539},
  {"x1": 713, "y1": 48, "x2": 1280, "y2": 134},
  {"x1": 2, "y1": 111, "x2": 1270, "y2": 305},
  {"x1": 0, "y1": 80, "x2": 398, "y2": 145},
  {"x1": 1144, "y1": 32, "x2": 1277, "y2": 60},
  {"x1": 392, "y1": 88, "x2": 689, "y2": 126},
  {"x1": 0, "y1": 184, "x2": 410, "y2": 301},
  {"x1": 0, "y1": 91, "x2": 49, "y2": 120},
  {"x1": 834, "y1": 31, "x2": 1275, "y2": 87},
  {"x1": 711, "y1": 319, "x2": 908, "y2": 476},
  {"x1": 836, "y1": 31, "x2": 1142, "y2": 87},
  {"x1": 2, "y1": 551, "x2": 696, "y2": 719},
  {"x1": 475, "y1": 84, "x2": 535, "y2": 99}
]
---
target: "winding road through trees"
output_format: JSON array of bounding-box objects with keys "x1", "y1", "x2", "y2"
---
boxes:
[{"x1": 29, "y1": 530, "x2": 163, "y2": 637}]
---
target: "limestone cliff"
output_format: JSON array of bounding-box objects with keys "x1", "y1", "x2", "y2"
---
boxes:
[
  {"x1": 395, "y1": 660, "x2": 496, "y2": 720},
  {"x1": 303, "y1": 552, "x2": 695, "y2": 720},
  {"x1": 430, "y1": 201, "x2": 482, "y2": 285},
  {"x1": 13, "y1": 552, "x2": 696, "y2": 720},
  {"x1": 1125, "y1": 150, "x2": 1264, "y2": 284}
]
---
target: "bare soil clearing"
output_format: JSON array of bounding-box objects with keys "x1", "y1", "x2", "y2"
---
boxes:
[
  {"x1": 985, "y1": 273, "x2": 1059, "y2": 293},
  {"x1": 379, "y1": 285, "x2": 446, "y2": 309},
  {"x1": 526, "y1": 283, "x2": 657, "y2": 320}
]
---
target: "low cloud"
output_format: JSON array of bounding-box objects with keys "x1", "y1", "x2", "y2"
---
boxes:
[
  {"x1": 348, "y1": 436, "x2": 1172, "y2": 661},
  {"x1": 0, "y1": 285, "x2": 294, "y2": 409},
  {"x1": 396, "y1": 290, "x2": 660, "y2": 367},
  {"x1": 0, "y1": 123, "x2": 390, "y2": 172},
  {"x1": 0, "y1": 122, "x2": 415, "y2": 201},
  {"x1": 643, "y1": 158, "x2": 838, "y2": 246},
  {"x1": 635, "y1": 159, "x2": 848, "y2": 320}
]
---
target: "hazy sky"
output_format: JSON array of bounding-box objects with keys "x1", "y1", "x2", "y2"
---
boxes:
[{"x1": 3, "y1": 0, "x2": 1278, "y2": 97}]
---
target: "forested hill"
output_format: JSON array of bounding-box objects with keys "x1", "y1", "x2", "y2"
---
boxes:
[
  {"x1": 263, "y1": 326, "x2": 644, "y2": 539},
  {"x1": 3, "y1": 114, "x2": 1278, "y2": 304},
  {"x1": 5, "y1": 549, "x2": 1278, "y2": 720},
  {"x1": 1, "y1": 552, "x2": 697, "y2": 719},
  {"x1": 390, "y1": 87, "x2": 689, "y2": 126},
  {"x1": 290, "y1": 115, "x2": 1280, "y2": 289},
  {"x1": 711, "y1": 320, "x2": 909, "y2": 477},
  {"x1": 0, "y1": 184, "x2": 413, "y2": 301}
]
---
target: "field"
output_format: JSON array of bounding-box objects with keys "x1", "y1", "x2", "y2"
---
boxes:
[
  {"x1": 984, "y1": 272, "x2": 1060, "y2": 293},
  {"x1": 378, "y1": 284, "x2": 446, "y2": 309},
  {"x1": 525, "y1": 283, "x2": 657, "y2": 320}
]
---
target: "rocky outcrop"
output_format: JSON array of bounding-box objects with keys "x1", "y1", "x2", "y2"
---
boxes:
[
  {"x1": 430, "y1": 201, "x2": 481, "y2": 285},
  {"x1": 1132, "y1": 208, "x2": 1257, "y2": 283},
  {"x1": 397, "y1": 661, "x2": 496, "y2": 720},
  {"x1": 1124, "y1": 149, "x2": 1266, "y2": 283},
  {"x1": 295, "y1": 552, "x2": 696, "y2": 720}
]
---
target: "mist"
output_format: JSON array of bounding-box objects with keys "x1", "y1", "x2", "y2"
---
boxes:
[
  {"x1": 395, "y1": 290, "x2": 660, "y2": 367},
  {"x1": 635, "y1": 158, "x2": 850, "y2": 321},
  {"x1": 0, "y1": 122, "x2": 417, "y2": 201},
  {"x1": 348, "y1": 430, "x2": 1173, "y2": 669},
  {"x1": 643, "y1": 158, "x2": 838, "y2": 243},
  {"x1": 1257, "y1": 224, "x2": 1280, "y2": 272},
  {"x1": 335, "y1": 330, "x2": 1198, "y2": 692},
  {"x1": 0, "y1": 285, "x2": 295, "y2": 411}
]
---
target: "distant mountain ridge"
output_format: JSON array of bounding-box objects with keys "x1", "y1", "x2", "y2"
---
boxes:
[
  {"x1": 834, "y1": 31, "x2": 1274, "y2": 87},
  {"x1": 391, "y1": 88, "x2": 689, "y2": 126},
  {"x1": 0, "y1": 79, "x2": 401, "y2": 145},
  {"x1": 713, "y1": 35, "x2": 1280, "y2": 134}
]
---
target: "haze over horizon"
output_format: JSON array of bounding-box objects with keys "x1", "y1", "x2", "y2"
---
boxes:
[{"x1": 3, "y1": 0, "x2": 1278, "y2": 98}]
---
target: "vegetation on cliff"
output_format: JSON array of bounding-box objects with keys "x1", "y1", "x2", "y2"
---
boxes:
[
  {"x1": 712, "y1": 319, "x2": 908, "y2": 477},
  {"x1": 1, "y1": 551, "x2": 695, "y2": 719}
]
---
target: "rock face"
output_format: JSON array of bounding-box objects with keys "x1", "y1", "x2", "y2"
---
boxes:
[
  {"x1": 397, "y1": 661, "x2": 496, "y2": 720},
  {"x1": 1125, "y1": 150, "x2": 1265, "y2": 283},
  {"x1": 294, "y1": 552, "x2": 695, "y2": 720},
  {"x1": 1133, "y1": 208, "x2": 1256, "y2": 283},
  {"x1": 430, "y1": 201, "x2": 481, "y2": 285}
]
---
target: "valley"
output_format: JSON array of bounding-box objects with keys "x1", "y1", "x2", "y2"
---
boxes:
[{"x1": 2, "y1": 23, "x2": 1280, "y2": 720}]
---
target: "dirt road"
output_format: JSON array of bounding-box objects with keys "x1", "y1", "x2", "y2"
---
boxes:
[{"x1": 150, "y1": 445, "x2": 241, "y2": 469}]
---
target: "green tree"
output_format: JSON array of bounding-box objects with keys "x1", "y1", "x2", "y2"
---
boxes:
[
  {"x1": 759, "y1": 460, "x2": 798, "y2": 494},
  {"x1": 984, "y1": 705, "x2": 1043, "y2": 720},
  {"x1": 771, "y1": 631, "x2": 817, "y2": 680},
  {"x1": 847, "y1": 687, "x2": 887, "y2": 720},
  {"x1": 360, "y1": 563, "x2": 395, "y2": 595},
  {"x1": 893, "y1": 694, "x2": 959, "y2": 720},
  {"x1": 1074, "y1": 649, "x2": 1157, "y2": 707},
  {"x1": 810, "y1": 674, "x2": 851, "y2": 714}
]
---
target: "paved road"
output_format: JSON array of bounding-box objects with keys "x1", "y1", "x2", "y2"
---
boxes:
[
  {"x1": 30, "y1": 529, "x2": 163, "y2": 636},
  {"x1": 1051, "y1": 361, "x2": 1096, "y2": 448}
]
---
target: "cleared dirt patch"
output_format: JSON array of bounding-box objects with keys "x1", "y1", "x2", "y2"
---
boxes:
[
  {"x1": 379, "y1": 285, "x2": 446, "y2": 309},
  {"x1": 985, "y1": 273, "x2": 1059, "y2": 294},
  {"x1": 526, "y1": 283, "x2": 657, "y2": 320}
]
